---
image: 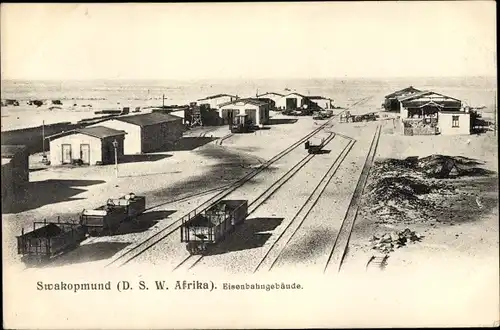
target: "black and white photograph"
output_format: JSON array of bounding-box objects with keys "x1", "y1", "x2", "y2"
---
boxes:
[{"x1": 2, "y1": 2, "x2": 498, "y2": 329}]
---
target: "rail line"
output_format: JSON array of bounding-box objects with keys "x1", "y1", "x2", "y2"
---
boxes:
[
  {"x1": 253, "y1": 138, "x2": 356, "y2": 273},
  {"x1": 171, "y1": 132, "x2": 339, "y2": 272},
  {"x1": 107, "y1": 96, "x2": 373, "y2": 269},
  {"x1": 323, "y1": 124, "x2": 382, "y2": 274},
  {"x1": 105, "y1": 114, "x2": 339, "y2": 268}
]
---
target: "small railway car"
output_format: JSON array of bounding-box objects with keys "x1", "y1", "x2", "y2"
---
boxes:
[
  {"x1": 180, "y1": 199, "x2": 248, "y2": 255},
  {"x1": 304, "y1": 137, "x2": 326, "y2": 154},
  {"x1": 17, "y1": 221, "x2": 87, "y2": 265},
  {"x1": 80, "y1": 193, "x2": 146, "y2": 236}
]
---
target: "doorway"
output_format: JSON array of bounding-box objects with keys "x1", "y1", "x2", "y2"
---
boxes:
[
  {"x1": 286, "y1": 98, "x2": 298, "y2": 110},
  {"x1": 80, "y1": 144, "x2": 90, "y2": 164},
  {"x1": 61, "y1": 144, "x2": 72, "y2": 164}
]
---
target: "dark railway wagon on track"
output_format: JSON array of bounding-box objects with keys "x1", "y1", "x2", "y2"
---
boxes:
[
  {"x1": 180, "y1": 199, "x2": 248, "y2": 255},
  {"x1": 304, "y1": 137, "x2": 326, "y2": 154},
  {"x1": 17, "y1": 221, "x2": 87, "y2": 265},
  {"x1": 80, "y1": 193, "x2": 146, "y2": 236}
]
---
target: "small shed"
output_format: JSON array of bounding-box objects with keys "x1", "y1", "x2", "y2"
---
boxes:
[
  {"x1": 91, "y1": 112, "x2": 185, "y2": 154},
  {"x1": 46, "y1": 126, "x2": 126, "y2": 165},
  {"x1": 1, "y1": 145, "x2": 29, "y2": 203},
  {"x1": 218, "y1": 98, "x2": 270, "y2": 126}
]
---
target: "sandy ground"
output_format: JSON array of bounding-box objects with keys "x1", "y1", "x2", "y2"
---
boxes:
[
  {"x1": 2, "y1": 112, "x2": 330, "y2": 270},
  {"x1": 341, "y1": 119, "x2": 499, "y2": 277}
]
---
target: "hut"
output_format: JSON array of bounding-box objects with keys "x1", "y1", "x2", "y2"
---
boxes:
[{"x1": 46, "y1": 126, "x2": 126, "y2": 165}]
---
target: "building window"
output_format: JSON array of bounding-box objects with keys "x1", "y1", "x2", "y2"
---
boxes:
[{"x1": 452, "y1": 115, "x2": 460, "y2": 128}]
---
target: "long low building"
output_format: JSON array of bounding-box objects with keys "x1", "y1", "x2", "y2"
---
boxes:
[
  {"x1": 90, "y1": 112, "x2": 185, "y2": 154},
  {"x1": 1, "y1": 145, "x2": 29, "y2": 204},
  {"x1": 46, "y1": 126, "x2": 126, "y2": 165},
  {"x1": 398, "y1": 91, "x2": 470, "y2": 135},
  {"x1": 218, "y1": 98, "x2": 270, "y2": 126}
]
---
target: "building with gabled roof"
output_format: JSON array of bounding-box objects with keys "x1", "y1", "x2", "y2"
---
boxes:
[
  {"x1": 89, "y1": 112, "x2": 185, "y2": 154},
  {"x1": 46, "y1": 126, "x2": 126, "y2": 165},
  {"x1": 383, "y1": 86, "x2": 422, "y2": 111},
  {"x1": 218, "y1": 98, "x2": 270, "y2": 126},
  {"x1": 398, "y1": 90, "x2": 469, "y2": 135}
]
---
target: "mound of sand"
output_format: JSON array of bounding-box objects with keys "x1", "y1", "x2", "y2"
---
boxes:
[{"x1": 361, "y1": 154, "x2": 493, "y2": 224}]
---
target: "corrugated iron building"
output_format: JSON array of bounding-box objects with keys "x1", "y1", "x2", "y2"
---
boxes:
[
  {"x1": 47, "y1": 126, "x2": 126, "y2": 165},
  {"x1": 91, "y1": 112, "x2": 185, "y2": 154}
]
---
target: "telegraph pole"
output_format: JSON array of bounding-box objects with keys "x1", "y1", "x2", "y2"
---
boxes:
[{"x1": 112, "y1": 139, "x2": 119, "y2": 178}]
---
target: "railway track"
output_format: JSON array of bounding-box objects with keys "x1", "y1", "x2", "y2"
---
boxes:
[
  {"x1": 109, "y1": 96, "x2": 373, "y2": 269},
  {"x1": 105, "y1": 114, "x2": 339, "y2": 268},
  {"x1": 253, "y1": 138, "x2": 356, "y2": 273},
  {"x1": 172, "y1": 132, "x2": 339, "y2": 272},
  {"x1": 323, "y1": 123, "x2": 382, "y2": 274}
]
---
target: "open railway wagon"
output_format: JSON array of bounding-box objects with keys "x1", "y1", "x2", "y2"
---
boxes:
[
  {"x1": 17, "y1": 220, "x2": 87, "y2": 265},
  {"x1": 180, "y1": 200, "x2": 248, "y2": 255},
  {"x1": 80, "y1": 193, "x2": 146, "y2": 236},
  {"x1": 304, "y1": 137, "x2": 326, "y2": 154}
]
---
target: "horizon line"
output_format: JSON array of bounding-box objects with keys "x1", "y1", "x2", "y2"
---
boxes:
[{"x1": 1, "y1": 75, "x2": 497, "y2": 82}]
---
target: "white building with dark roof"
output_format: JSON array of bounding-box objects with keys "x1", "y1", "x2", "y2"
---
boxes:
[
  {"x1": 46, "y1": 126, "x2": 126, "y2": 165},
  {"x1": 218, "y1": 98, "x2": 270, "y2": 126}
]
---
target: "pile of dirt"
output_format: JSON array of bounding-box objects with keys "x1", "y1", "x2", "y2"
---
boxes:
[
  {"x1": 370, "y1": 228, "x2": 423, "y2": 254},
  {"x1": 361, "y1": 154, "x2": 494, "y2": 224}
]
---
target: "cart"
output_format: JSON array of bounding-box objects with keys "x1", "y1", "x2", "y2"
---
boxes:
[{"x1": 17, "y1": 220, "x2": 87, "y2": 265}]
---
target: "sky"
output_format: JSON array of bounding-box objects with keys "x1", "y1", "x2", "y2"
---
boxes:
[{"x1": 1, "y1": 2, "x2": 496, "y2": 80}]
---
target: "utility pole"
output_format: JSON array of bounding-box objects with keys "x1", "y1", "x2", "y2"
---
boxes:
[
  {"x1": 112, "y1": 139, "x2": 119, "y2": 178},
  {"x1": 41, "y1": 120, "x2": 48, "y2": 163},
  {"x1": 162, "y1": 94, "x2": 165, "y2": 108}
]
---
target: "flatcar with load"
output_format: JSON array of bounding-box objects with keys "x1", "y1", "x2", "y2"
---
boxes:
[
  {"x1": 180, "y1": 199, "x2": 248, "y2": 255},
  {"x1": 80, "y1": 193, "x2": 146, "y2": 236},
  {"x1": 17, "y1": 220, "x2": 87, "y2": 265}
]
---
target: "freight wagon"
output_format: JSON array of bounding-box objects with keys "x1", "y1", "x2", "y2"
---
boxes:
[
  {"x1": 80, "y1": 193, "x2": 146, "y2": 236},
  {"x1": 180, "y1": 200, "x2": 248, "y2": 255},
  {"x1": 17, "y1": 220, "x2": 87, "y2": 265}
]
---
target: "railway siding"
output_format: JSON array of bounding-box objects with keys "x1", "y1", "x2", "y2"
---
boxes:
[
  {"x1": 192, "y1": 135, "x2": 351, "y2": 273},
  {"x1": 324, "y1": 124, "x2": 382, "y2": 274},
  {"x1": 267, "y1": 124, "x2": 379, "y2": 273}
]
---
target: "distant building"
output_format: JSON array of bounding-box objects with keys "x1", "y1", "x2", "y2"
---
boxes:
[
  {"x1": 398, "y1": 91, "x2": 470, "y2": 135},
  {"x1": 276, "y1": 92, "x2": 326, "y2": 111},
  {"x1": 256, "y1": 92, "x2": 284, "y2": 107},
  {"x1": 46, "y1": 126, "x2": 126, "y2": 165},
  {"x1": 308, "y1": 96, "x2": 335, "y2": 110},
  {"x1": 197, "y1": 94, "x2": 239, "y2": 109},
  {"x1": 218, "y1": 98, "x2": 270, "y2": 126},
  {"x1": 1, "y1": 145, "x2": 29, "y2": 204},
  {"x1": 383, "y1": 86, "x2": 422, "y2": 111},
  {"x1": 91, "y1": 112, "x2": 185, "y2": 154}
]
